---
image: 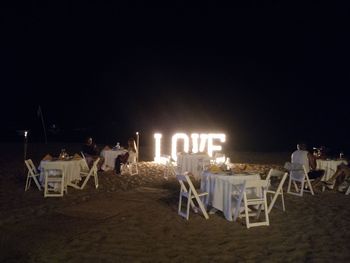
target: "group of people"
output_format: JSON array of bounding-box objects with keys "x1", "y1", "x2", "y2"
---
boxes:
[
  {"x1": 291, "y1": 142, "x2": 349, "y2": 192},
  {"x1": 81, "y1": 136, "x2": 137, "y2": 175}
]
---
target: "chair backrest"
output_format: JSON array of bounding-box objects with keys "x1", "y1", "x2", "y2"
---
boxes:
[
  {"x1": 231, "y1": 180, "x2": 247, "y2": 221},
  {"x1": 79, "y1": 151, "x2": 91, "y2": 169},
  {"x1": 176, "y1": 174, "x2": 198, "y2": 196},
  {"x1": 245, "y1": 179, "x2": 269, "y2": 190},
  {"x1": 284, "y1": 162, "x2": 307, "y2": 181},
  {"x1": 128, "y1": 151, "x2": 137, "y2": 163},
  {"x1": 266, "y1": 168, "x2": 285, "y2": 186},
  {"x1": 25, "y1": 159, "x2": 38, "y2": 175}
]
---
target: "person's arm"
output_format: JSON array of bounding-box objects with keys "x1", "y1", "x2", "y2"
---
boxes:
[{"x1": 308, "y1": 152, "x2": 316, "y2": 170}]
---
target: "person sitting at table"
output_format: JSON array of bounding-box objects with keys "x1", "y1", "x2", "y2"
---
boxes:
[
  {"x1": 81, "y1": 137, "x2": 104, "y2": 169},
  {"x1": 291, "y1": 142, "x2": 325, "y2": 189},
  {"x1": 114, "y1": 138, "x2": 137, "y2": 175}
]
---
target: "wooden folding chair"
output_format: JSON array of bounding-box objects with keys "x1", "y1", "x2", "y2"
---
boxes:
[
  {"x1": 24, "y1": 159, "x2": 42, "y2": 191},
  {"x1": 265, "y1": 169, "x2": 288, "y2": 213},
  {"x1": 79, "y1": 157, "x2": 100, "y2": 190},
  {"x1": 234, "y1": 179, "x2": 270, "y2": 229},
  {"x1": 231, "y1": 181, "x2": 246, "y2": 222},
  {"x1": 285, "y1": 162, "x2": 314, "y2": 196},
  {"x1": 176, "y1": 174, "x2": 209, "y2": 220},
  {"x1": 121, "y1": 152, "x2": 138, "y2": 175},
  {"x1": 43, "y1": 164, "x2": 65, "y2": 198}
]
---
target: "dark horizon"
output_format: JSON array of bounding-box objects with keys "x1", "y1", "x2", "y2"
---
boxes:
[{"x1": 2, "y1": 2, "x2": 349, "y2": 154}]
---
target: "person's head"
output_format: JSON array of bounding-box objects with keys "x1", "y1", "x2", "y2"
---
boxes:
[
  {"x1": 86, "y1": 137, "x2": 93, "y2": 145},
  {"x1": 297, "y1": 142, "x2": 307, "y2": 151}
]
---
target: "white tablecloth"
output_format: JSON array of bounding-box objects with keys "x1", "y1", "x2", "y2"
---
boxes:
[
  {"x1": 40, "y1": 159, "x2": 85, "y2": 188},
  {"x1": 316, "y1": 159, "x2": 348, "y2": 181},
  {"x1": 177, "y1": 153, "x2": 211, "y2": 179},
  {"x1": 201, "y1": 171, "x2": 260, "y2": 221},
  {"x1": 101, "y1": 149, "x2": 128, "y2": 170}
]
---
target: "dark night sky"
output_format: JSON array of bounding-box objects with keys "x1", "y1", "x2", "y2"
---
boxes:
[{"x1": 1, "y1": 1, "x2": 350, "y2": 152}]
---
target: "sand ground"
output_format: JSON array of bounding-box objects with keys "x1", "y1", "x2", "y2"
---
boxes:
[{"x1": 1, "y1": 143, "x2": 350, "y2": 262}]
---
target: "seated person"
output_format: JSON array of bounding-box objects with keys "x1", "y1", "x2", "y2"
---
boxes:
[
  {"x1": 81, "y1": 137, "x2": 104, "y2": 169},
  {"x1": 324, "y1": 162, "x2": 350, "y2": 189},
  {"x1": 114, "y1": 138, "x2": 137, "y2": 175},
  {"x1": 291, "y1": 142, "x2": 325, "y2": 187}
]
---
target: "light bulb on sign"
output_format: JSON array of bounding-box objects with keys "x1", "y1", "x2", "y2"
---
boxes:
[
  {"x1": 171, "y1": 133, "x2": 190, "y2": 162},
  {"x1": 154, "y1": 133, "x2": 162, "y2": 163},
  {"x1": 207, "y1": 133, "x2": 226, "y2": 157}
]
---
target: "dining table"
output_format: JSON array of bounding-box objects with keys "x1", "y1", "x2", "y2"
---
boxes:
[
  {"x1": 200, "y1": 171, "x2": 261, "y2": 221},
  {"x1": 39, "y1": 158, "x2": 85, "y2": 189},
  {"x1": 316, "y1": 159, "x2": 348, "y2": 181},
  {"x1": 101, "y1": 149, "x2": 128, "y2": 171},
  {"x1": 177, "y1": 153, "x2": 212, "y2": 179}
]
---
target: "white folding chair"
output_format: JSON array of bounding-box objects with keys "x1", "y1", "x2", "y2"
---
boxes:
[
  {"x1": 233, "y1": 179, "x2": 270, "y2": 229},
  {"x1": 176, "y1": 173, "x2": 209, "y2": 220},
  {"x1": 24, "y1": 159, "x2": 42, "y2": 191},
  {"x1": 79, "y1": 157, "x2": 100, "y2": 190},
  {"x1": 231, "y1": 181, "x2": 246, "y2": 222},
  {"x1": 80, "y1": 151, "x2": 90, "y2": 172},
  {"x1": 43, "y1": 164, "x2": 65, "y2": 198},
  {"x1": 121, "y1": 152, "x2": 138, "y2": 175},
  {"x1": 265, "y1": 169, "x2": 288, "y2": 213},
  {"x1": 285, "y1": 162, "x2": 314, "y2": 196}
]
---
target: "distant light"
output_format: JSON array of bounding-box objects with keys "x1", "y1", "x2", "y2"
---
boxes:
[
  {"x1": 24, "y1": 131, "x2": 28, "y2": 138},
  {"x1": 136, "y1": 131, "x2": 139, "y2": 135}
]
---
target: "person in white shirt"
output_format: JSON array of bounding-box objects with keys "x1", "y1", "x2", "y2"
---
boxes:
[{"x1": 291, "y1": 142, "x2": 324, "y2": 188}]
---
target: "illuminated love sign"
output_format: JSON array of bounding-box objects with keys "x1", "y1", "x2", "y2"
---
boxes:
[{"x1": 154, "y1": 133, "x2": 226, "y2": 162}]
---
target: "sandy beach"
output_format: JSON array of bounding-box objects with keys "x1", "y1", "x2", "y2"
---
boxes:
[{"x1": 1, "y1": 143, "x2": 350, "y2": 262}]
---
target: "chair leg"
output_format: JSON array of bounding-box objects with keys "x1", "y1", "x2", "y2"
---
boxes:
[
  {"x1": 25, "y1": 176, "x2": 30, "y2": 191},
  {"x1": 280, "y1": 190, "x2": 285, "y2": 211},
  {"x1": 264, "y1": 194, "x2": 270, "y2": 226},
  {"x1": 194, "y1": 196, "x2": 209, "y2": 219},
  {"x1": 305, "y1": 176, "x2": 314, "y2": 195},
  {"x1": 186, "y1": 196, "x2": 191, "y2": 220},
  {"x1": 32, "y1": 176, "x2": 42, "y2": 191},
  {"x1": 244, "y1": 202, "x2": 250, "y2": 229},
  {"x1": 80, "y1": 175, "x2": 90, "y2": 190},
  {"x1": 178, "y1": 192, "x2": 183, "y2": 216},
  {"x1": 293, "y1": 181, "x2": 300, "y2": 193},
  {"x1": 287, "y1": 177, "x2": 291, "y2": 194},
  {"x1": 94, "y1": 173, "x2": 99, "y2": 189},
  {"x1": 267, "y1": 192, "x2": 278, "y2": 214},
  {"x1": 233, "y1": 194, "x2": 243, "y2": 221},
  {"x1": 44, "y1": 175, "x2": 49, "y2": 197}
]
